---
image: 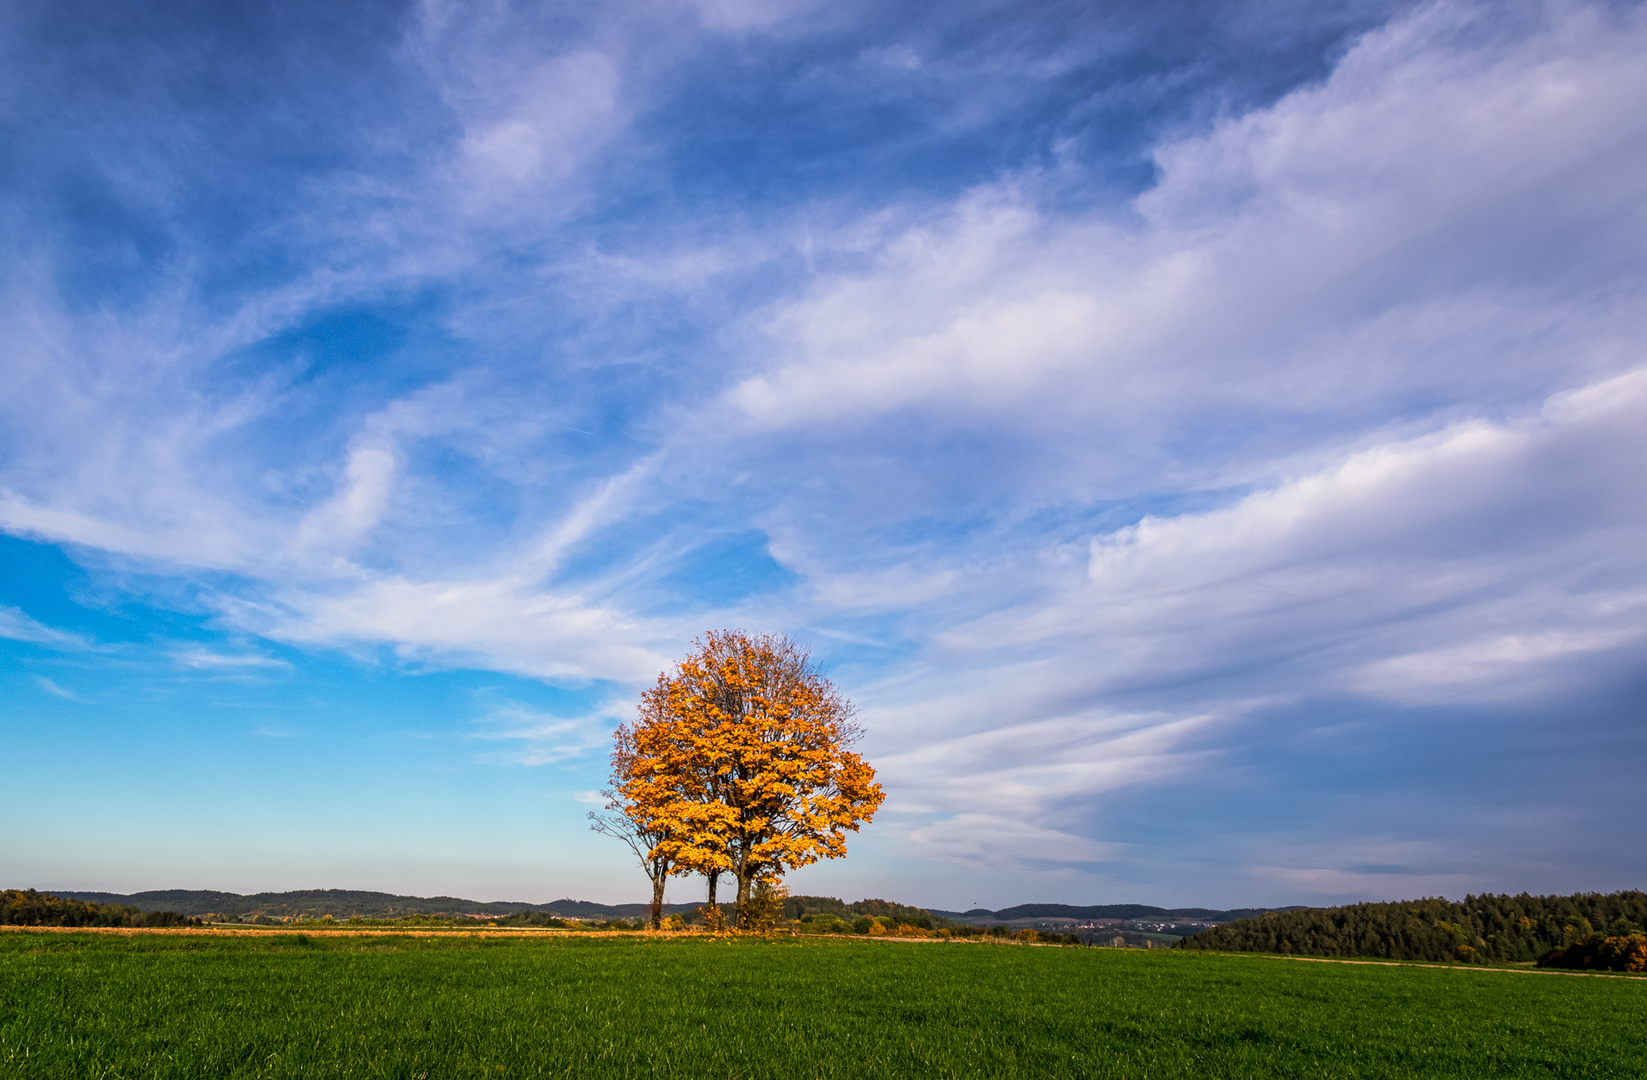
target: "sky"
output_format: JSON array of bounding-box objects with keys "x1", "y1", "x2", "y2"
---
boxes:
[{"x1": 2, "y1": 0, "x2": 1644, "y2": 911}]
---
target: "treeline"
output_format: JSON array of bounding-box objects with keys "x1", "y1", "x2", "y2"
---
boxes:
[
  {"x1": 1177, "y1": 891, "x2": 1647, "y2": 966},
  {"x1": 783, "y1": 895, "x2": 940, "y2": 926},
  {"x1": 2, "y1": 889, "x2": 198, "y2": 928},
  {"x1": 793, "y1": 911, "x2": 1081, "y2": 943},
  {"x1": 51, "y1": 887, "x2": 707, "y2": 922},
  {"x1": 952, "y1": 903, "x2": 1297, "y2": 923}
]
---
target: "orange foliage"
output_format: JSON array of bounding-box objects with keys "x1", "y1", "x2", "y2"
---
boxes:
[
  {"x1": 615, "y1": 631, "x2": 885, "y2": 927},
  {"x1": 1600, "y1": 933, "x2": 1647, "y2": 972},
  {"x1": 589, "y1": 723, "x2": 678, "y2": 930},
  {"x1": 1540, "y1": 932, "x2": 1647, "y2": 971}
]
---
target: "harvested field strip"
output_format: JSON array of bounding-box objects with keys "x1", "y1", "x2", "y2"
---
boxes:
[{"x1": 1268, "y1": 953, "x2": 1646, "y2": 979}]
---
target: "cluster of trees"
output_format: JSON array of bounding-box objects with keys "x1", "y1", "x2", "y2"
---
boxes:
[
  {"x1": 593, "y1": 631, "x2": 884, "y2": 930},
  {"x1": 945, "y1": 924, "x2": 1081, "y2": 944},
  {"x1": 489, "y1": 912, "x2": 575, "y2": 928},
  {"x1": 1177, "y1": 891, "x2": 1647, "y2": 964},
  {"x1": 782, "y1": 895, "x2": 940, "y2": 925},
  {"x1": 1540, "y1": 932, "x2": 1647, "y2": 972},
  {"x1": 790, "y1": 910, "x2": 1081, "y2": 943},
  {"x1": 776, "y1": 896, "x2": 1084, "y2": 943},
  {"x1": 1, "y1": 889, "x2": 197, "y2": 928}
]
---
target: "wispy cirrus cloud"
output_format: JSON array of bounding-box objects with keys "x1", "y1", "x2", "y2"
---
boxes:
[
  {"x1": 467, "y1": 700, "x2": 618, "y2": 767},
  {"x1": 171, "y1": 648, "x2": 291, "y2": 671},
  {"x1": 0, "y1": 605, "x2": 86, "y2": 648},
  {"x1": 35, "y1": 676, "x2": 91, "y2": 702}
]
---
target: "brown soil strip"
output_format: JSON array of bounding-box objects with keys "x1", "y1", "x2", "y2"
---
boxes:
[
  {"x1": 0, "y1": 925, "x2": 663, "y2": 939},
  {"x1": 1257, "y1": 953, "x2": 1646, "y2": 980}
]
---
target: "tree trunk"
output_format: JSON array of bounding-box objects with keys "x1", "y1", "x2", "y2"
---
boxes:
[
  {"x1": 706, "y1": 870, "x2": 718, "y2": 907},
  {"x1": 649, "y1": 868, "x2": 666, "y2": 931},
  {"x1": 734, "y1": 869, "x2": 752, "y2": 929}
]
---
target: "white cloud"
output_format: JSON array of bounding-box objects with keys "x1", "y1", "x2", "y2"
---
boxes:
[
  {"x1": 468, "y1": 701, "x2": 617, "y2": 766},
  {"x1": 1351, "y1": 627, "x2": 1646, "y2": 701},
  {"x1": 171, "y1": 649, "x2": 291, "y2": 671},
  {"x1": 257, "y1": 575, "x2": 672, "y2": 684},
  {"x1": 1072, "y1": 366, "x2": 1647, "y2": 703},
  {"x1": 906, "y1": 815, "x2": 1127, "y2": 873},
  {"x1": 35, "y1": 676, "x2": 90, "y2": 702},
  {"x1": 297, "y1": 442, "x2": 399, "y2": 548},
  {"x1": 875, "y1": 708, "x2": 1218, "y2": 813},
  {"x1": 727, "y1": 0, "x2": 1647, "y2": 478},
  {"x1": 0, "y1": 605, "x2": 85, "y2": 648},
  {"x1": 448, "y1": 50, "x2": 623, "y2": 214},
  {"x1": 870, "y1": 708, "x2": 1217, "y2": 873}
]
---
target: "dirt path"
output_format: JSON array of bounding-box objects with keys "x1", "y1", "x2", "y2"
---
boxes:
[
  {"x1": 1256, "y1": 952, "x2": 1646, "y2": 980},
  {"x1": 0, "y1": 925, "x2": 664, "y2": 940}
]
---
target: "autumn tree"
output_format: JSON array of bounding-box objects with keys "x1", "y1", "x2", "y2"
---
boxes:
[
  {"x1": 619, "y1": 668, "x2": 737, "y2": 921},
  {"x1": 588, "y1": 723, "x2": 678, "y2": 930},
  {"x1": 613, "y1": 630, "x2": 884, "y2": 928}
]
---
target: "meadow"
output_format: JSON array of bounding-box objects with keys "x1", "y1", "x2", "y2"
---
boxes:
[{"x1": 2, "y1": 930, "x2": 1643, "y2": 1079}]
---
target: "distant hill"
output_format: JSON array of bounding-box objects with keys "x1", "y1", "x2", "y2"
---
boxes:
[
  {"x1": 48, "y1": 889, "x2": 704, "y2": 921},
  {"x1": 928, "y1": 903, "x2": 1305, "y2": 924},
  {"x1": 46, "y1": 888, "x2": 1303, "y2": 929}
]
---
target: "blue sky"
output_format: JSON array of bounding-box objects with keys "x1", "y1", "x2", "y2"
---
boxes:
[{"x1": 3, "y1": 0, "x2": 1645, "y2": 910}]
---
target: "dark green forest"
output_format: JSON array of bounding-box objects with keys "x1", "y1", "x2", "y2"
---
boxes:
[
  {"x1": 0, "y1": 889, "x2": 197, "y2": 928},
  {"x1": 1178, "y1": 891, "x2": 1647, "y2": 969},
  {"x1": 782, "y1": 895, "x2": 941, "y2": 925}
]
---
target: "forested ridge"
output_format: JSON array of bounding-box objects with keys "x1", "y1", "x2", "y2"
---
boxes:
[
  {"x1": 51, "y1": 888, "x2": 624, "y2": 921},
  {"x1": 1178, "y1": 891, "x2": 1647, "y2": 967},
  {"x1": 1, "y1": 889, "x2": 197, "y2": 928},
  {"x1": 43, "y1": 888, "x2": 948, "y2": 924}
]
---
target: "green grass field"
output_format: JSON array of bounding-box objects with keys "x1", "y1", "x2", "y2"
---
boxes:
[{"x1": 3, "y1": 931, "x2": 1644, "y2": 1079}]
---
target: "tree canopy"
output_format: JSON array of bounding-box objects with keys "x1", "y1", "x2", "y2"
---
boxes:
[{"x1": 588, "y1": 722, "x2": 682, "y2": 930}]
